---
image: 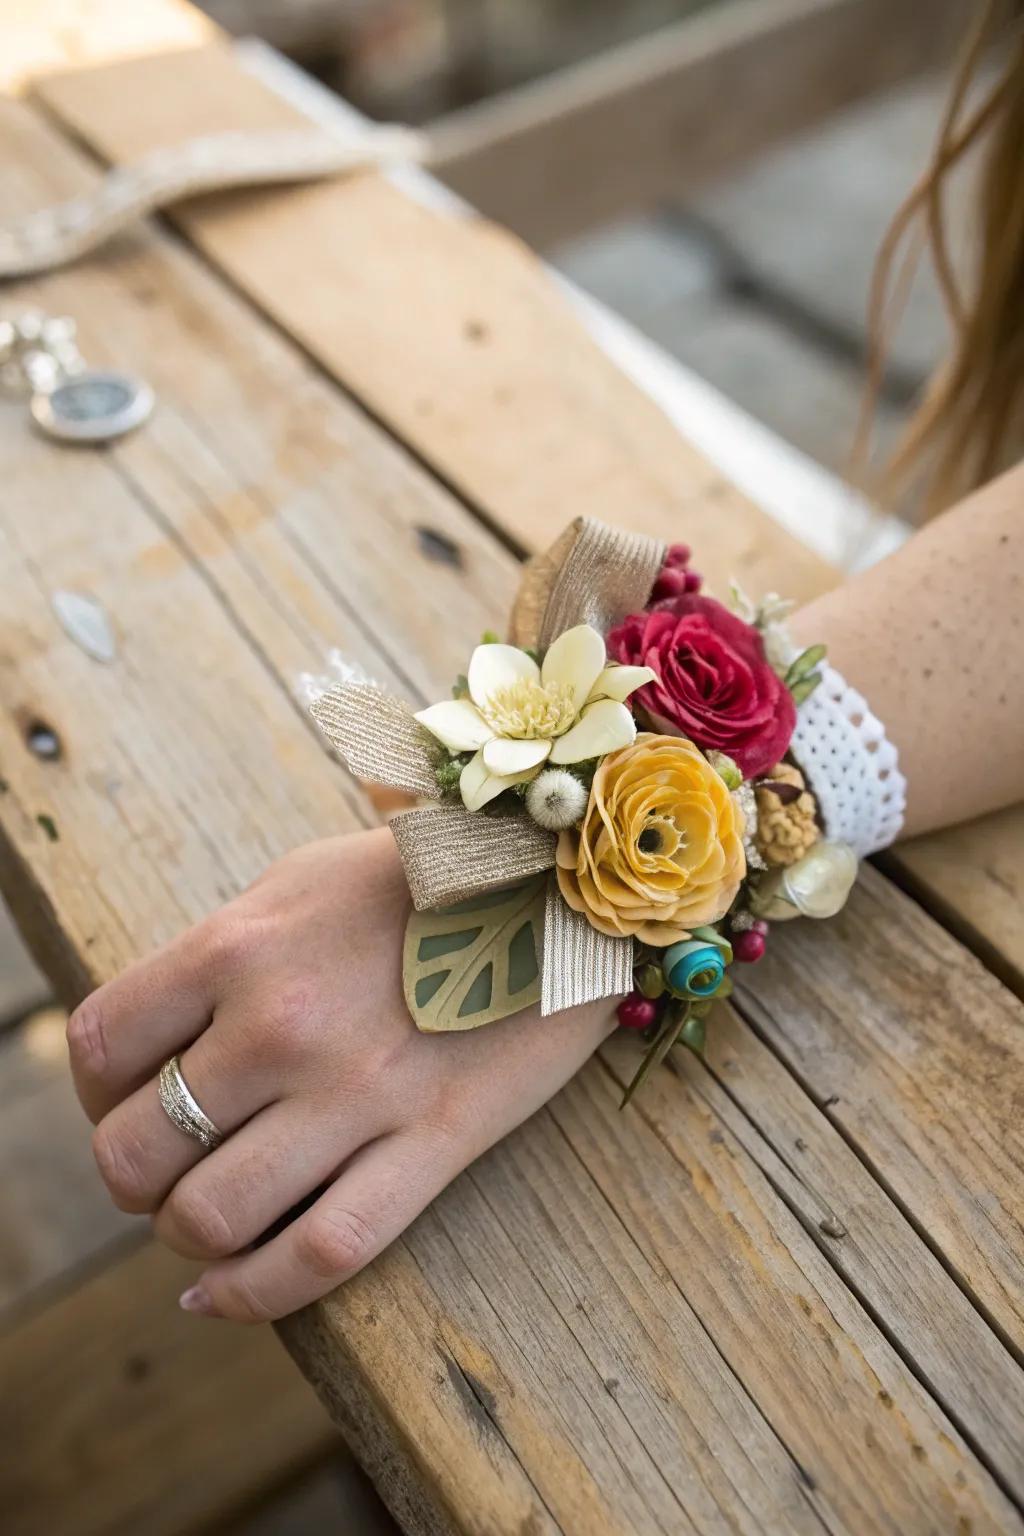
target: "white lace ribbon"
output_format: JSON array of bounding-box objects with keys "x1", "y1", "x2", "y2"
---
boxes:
[{"x1": 784, "y1": 654, "x2": 907, "y2": 857}]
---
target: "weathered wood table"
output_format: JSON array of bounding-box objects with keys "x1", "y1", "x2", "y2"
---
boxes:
[{"x1": 2, "y1": 34, "x2": 1023, "y2": 1536}]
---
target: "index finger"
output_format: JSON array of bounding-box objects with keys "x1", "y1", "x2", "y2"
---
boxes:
[{"x1": 66, "y1": 911, "x2": 242, "y2": 1122}]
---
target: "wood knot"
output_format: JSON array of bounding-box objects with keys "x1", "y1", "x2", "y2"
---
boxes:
[
  {"x1": 416, "y1": 526, "x2": 464, "y2": 568},
  {"x1": 25, "y1": 719, "x2": 62, "y2": 760}
]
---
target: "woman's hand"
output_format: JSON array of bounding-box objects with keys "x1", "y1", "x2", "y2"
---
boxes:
[{"x1": 68, "y1": 827, "x2": 614, "y2": 1322}]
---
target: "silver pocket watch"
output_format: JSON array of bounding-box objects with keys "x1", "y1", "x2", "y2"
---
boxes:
[{"x1": 1, "y1": 310, "x2": 153, "y2": 444}]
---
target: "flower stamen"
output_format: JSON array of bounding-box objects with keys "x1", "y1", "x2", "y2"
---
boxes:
[{"x1": 479, "y1": 678, "x2": 577, "y2": 740}]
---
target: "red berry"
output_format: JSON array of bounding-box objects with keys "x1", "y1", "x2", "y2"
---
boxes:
[
  {"x1": 651, "y1": 567, "x2": 689, "y2": 601},
  {"x1": 682, "y1": 568, "x2": 703, "y2": 593},
  {"x1": 665, "y1": 542, "x2": 691, "y2": 569},
  {"x1": 733, "y1": 929, "x2": 766, "y2": 963},
  {"x1": 617, "y1": 992, "x2": 659, "y2": 1030}
]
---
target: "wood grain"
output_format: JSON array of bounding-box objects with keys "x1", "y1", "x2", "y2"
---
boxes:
[
  {"x1": 0, "y1": 1007, "x2": 134, "y2": 1322},
  {"x1": 4, "y1": 74, "x2": 1024, "y2": 1536},
  {"x1": 601, "y1": 997, "x2": 1024, "y2": 1502},
  {"x1": 32, "y1": 43, "x2": 1024, "y2": 1000},
  {"x1": 733, "y1": 863, "x2": 1024, "y2": 1354},
  {"x1": 884, "y1": 811, "x2": 1024, "y2": 996},
  {"x1": 0, "y1": 91, "x2": 515, "y2": 998},
  {"x1": 0, "y1": 907, "x2": 47, "y2": 1026},
  {"x1": 430, "y1": 0, "x2": 969, "y2": 249},
  {"x1": 284, "y1": 1054, "x2": 1024, "y2": 1535},
  {"x1": 0, "y1": 0, "x2": 214, "y2": 97},
  {"x1": 34, "y1": 43, "x2": 834, "y2": 610},
  {"x1": 0, "y1": 1239, "x2": 336, "y2": 1536}
]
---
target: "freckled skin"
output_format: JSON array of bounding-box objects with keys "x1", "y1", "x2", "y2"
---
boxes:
[{"x1": 790, "y1": 462, "x2": 1024, "y2": 837}]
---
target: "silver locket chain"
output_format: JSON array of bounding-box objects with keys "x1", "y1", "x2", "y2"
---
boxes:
[{"x1": 0, "y1": 309, "x2": 153, "y2": 443}]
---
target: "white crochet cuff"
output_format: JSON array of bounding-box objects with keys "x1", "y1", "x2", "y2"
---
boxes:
[{"x1": 785, "y1": 658, "x2": 907, "y2": 858}]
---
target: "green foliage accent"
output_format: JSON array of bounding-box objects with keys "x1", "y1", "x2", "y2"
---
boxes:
[
  {"x1": 432, "y1": 748, "x2": 469, "y2": 800},
  {"x1": 789, "y1": 672, "x2": 823, "y2": 706},
  {"x1": 452, "y1": 673, "x2": 470, "y2": 699},
  {"x1": 635, "y1": 962, "x2": 666, "y2": 999},
  {"x1": 508, "y1": 920, "x2": 540, "y2": 993},
  {"x1": 458, "y1": 963, "x2": 493, "y2": 1017},
  {"x1": 785, "y1": 644, "x2": 826, "y2": 706},
  {"x1": 481, "y1": 780, "x2": 531, "y2": 817},
  {"x1": 784, "y1": 644, "x2": 827, "y2": 687},
  {"x1": 417, "y1": 928, "x2": 480, "y2": 962},
  {"x1": 620, "y1": 1000, "x2": 690, "y2": 1108},
  {"x1": 403, "y1": 876, "x2": 546, "y2": 1032},
  {"x1": 678, "y1": 1011, "x2": 707, "y2": 1057},
  {"x1": 690, "y1": 925, "x2": 734, "y2": 966},
  {"x1": 480, "y1": 630, "x2": 502, "y2": 645}
]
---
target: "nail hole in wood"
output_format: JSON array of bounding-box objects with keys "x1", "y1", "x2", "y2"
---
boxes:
[
  {"x1": 124, "y1": 1354, "x2": 152, "y2": 1383},
  {"x1": 463, "y1": 318, "x2": 489, "y2": 343},
  {"x1": 36, "y1": 813, "x2": 59, "y2": 842},
  {"x1": 416, "y1": 527, "x2": 464, "y2": 569},
  {"x1": 26, "y1": 721, "x2": 62, "y2": 761}
]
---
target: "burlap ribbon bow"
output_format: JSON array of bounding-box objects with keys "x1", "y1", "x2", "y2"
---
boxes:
[{"x1": 311, "y1": 517, "x2": 666, "y2": 1015}]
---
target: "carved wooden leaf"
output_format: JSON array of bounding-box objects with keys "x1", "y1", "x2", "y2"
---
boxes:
[{"x1": 403, "y1": 876, "x2": 546, "y2": 1032}]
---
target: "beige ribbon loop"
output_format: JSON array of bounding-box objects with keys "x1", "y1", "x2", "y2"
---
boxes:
[
  {"x1": 0, "y1": 126, "x2": 427, "y2": 280},
  {"x1": 392, "y1": 805, "x2": 556, "y2": 910},
  {"x1": 541, "y1": 876, "x2": 634, "y2": 1016},
  {"x1": 536, "y1": 517, "x2": 667, "y2": 649},
  {"x1": 310, "y1": 684, "x2": 439, "y2": 798}
]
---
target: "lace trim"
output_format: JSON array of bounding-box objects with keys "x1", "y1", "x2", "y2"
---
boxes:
[{"x1": 784, "y1": 657, "x2": 907, "y2": 858}]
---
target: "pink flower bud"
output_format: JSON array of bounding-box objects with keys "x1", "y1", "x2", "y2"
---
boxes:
[
  {"x1": 617, "y1": 992, "x2": 659, "y2": 1030},
  {"x1": 733, "y1": 929, "x2": 767, "y2": 963},
  {"x1": 665, "y1": 542, "x2": 692, "y2": 569},
  {"x1": 651, "y1": 567, "x2": 689, "y2": 602}
]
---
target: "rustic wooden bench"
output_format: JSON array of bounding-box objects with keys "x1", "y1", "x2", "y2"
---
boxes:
[{"x1": 2, "y1": 19, "x2": 1023, "y2": 1536}]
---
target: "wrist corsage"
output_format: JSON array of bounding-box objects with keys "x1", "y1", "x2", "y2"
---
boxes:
[{"x1": 308, "y1": 518, "x2": 905, "y2": 1103}]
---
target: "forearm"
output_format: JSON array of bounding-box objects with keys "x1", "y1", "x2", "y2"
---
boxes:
[{"x1": 789, "y1": 462, "x2": 1024, "y2": 839}]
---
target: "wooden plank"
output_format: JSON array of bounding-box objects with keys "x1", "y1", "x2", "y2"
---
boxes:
[
  {"x1": 0, "y1": 1006, "x2": 135, "y2": 1323},
  {"x1": 0, "y1": 906, "x2": 47, "y2": 1025},
  {"x1": 600, "y1": 1000, "x2": 1024, "y2": 1501},
  {"x1": 0, "y1": 91, "x2": 515, "y2": 1000},
  {"x1": 284, "y1": 1056, "x2": 1024, "y2": 1535},
  {"x1": 0, "y1": 0, "x2": 214, "y2": 98},
  {"x1": 733, "y1": 862, "x2": 1024, "y2": 1354},
  {"x1": 886, "y1": 811, "x2": 1024, "y2": 996},
  {"x1": 0, "y1": 1239, "x2": 336, "y2": 1536},
  {"x1": 224, "y1": 1458, "x2": 399, "y2": 1536},
  {"x1": 5, "y1": 84, "x2": 1024, "y2": 1536},
  {"x1": 34, "y1": 43, "x2": 835, "y2": 611},
  {"x1": 31, "y1": 44, "x2": 1024, "y2": 998},
  {"x1": 428, "y1": 0, "x2": 971, "y2": 249}
]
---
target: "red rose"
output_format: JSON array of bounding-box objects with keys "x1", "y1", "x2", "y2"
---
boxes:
[{"x1": 607, "y1": 594, "x2": 795, "y2": 779}]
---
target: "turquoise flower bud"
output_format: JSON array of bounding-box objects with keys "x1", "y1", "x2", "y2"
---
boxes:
[{"x1": 663, "y1": 940, "x2": 726, "y2": 999}]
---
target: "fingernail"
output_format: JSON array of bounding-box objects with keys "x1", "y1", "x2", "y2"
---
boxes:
[{"x1": 179, "y1": 1285, "x2": 219, "y2": 1317}]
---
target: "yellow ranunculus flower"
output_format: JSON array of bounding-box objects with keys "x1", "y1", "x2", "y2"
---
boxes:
[{"x1": 555, "y1": 734, "x2": 746, "y2": 945}]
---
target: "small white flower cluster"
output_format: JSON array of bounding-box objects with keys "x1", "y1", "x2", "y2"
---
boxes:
[{"x1": 729, "y1": 581, "x2": 797, "y2": 680}]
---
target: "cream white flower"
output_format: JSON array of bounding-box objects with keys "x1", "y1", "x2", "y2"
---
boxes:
[{"x1": 415, "y1": 625, "x2": 655, "y2": 811}]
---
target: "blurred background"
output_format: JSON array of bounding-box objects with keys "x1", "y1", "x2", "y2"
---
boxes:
[
  {"x1": 198, "y1": 0, "x2": 974, "y2": 491},
  {"x1": 1, "y1": 0, "x2": 980, "y2": 1532}
]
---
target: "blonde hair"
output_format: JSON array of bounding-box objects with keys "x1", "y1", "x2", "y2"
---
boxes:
[{"x1": 858, "y1": 0, "x2": 1024, "y2": 516}]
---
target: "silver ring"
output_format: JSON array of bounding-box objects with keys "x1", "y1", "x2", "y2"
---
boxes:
[{"x1": 157, "y1": 1054, "x2": 223, "y2": 1151}]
